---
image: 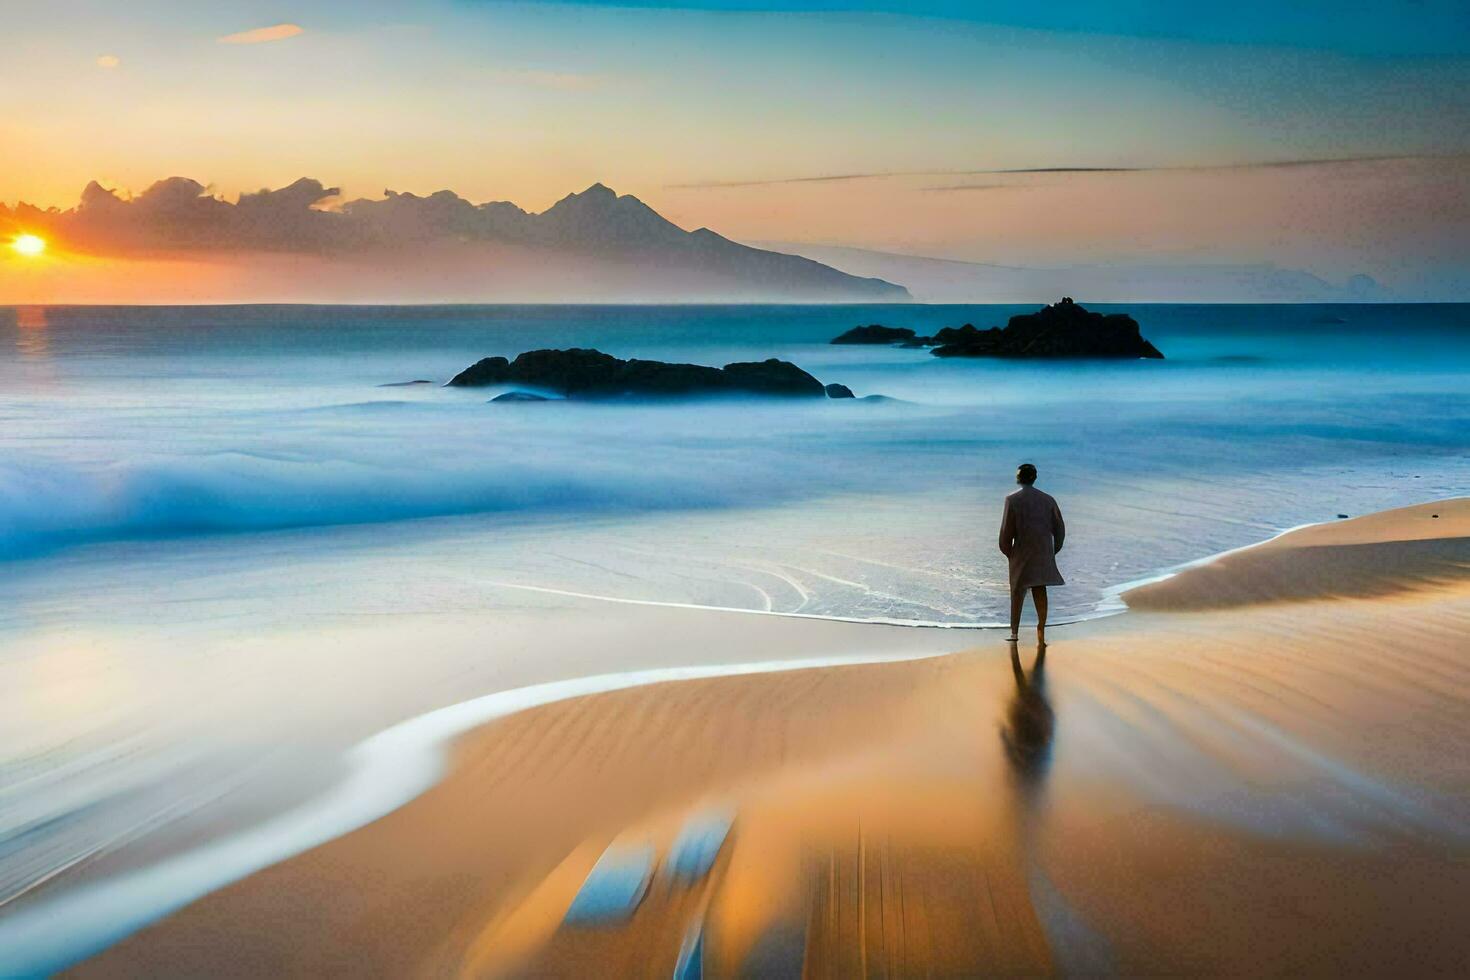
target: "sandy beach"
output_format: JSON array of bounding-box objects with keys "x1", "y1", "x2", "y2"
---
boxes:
[{"x1": 52, "y1": 498, "x2": 1470, "y2": 975}]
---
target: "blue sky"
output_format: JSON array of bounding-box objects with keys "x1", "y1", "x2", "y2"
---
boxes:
[{"x1": 477, "y1": 0, "x2": 1470, "y2": 55}]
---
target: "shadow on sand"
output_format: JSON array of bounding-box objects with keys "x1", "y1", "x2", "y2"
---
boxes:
[{"x1": 1001, "y1": 642, "x2": 1055, "y2": 788}]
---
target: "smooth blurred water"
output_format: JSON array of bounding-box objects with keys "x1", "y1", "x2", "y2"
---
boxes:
[
  {"x1": 0, "y1": 302, "x2": 1467, "y2": 924},
  {"x1": 2, "y1": 303, "x2": 1466, "y2": 620}
]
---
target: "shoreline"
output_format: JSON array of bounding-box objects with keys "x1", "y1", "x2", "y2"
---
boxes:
[
  {"x1": 4, "y1": 497, "x2": 1467, "y2": 974},
  {"x1": 477, "y1": 510, "x2": 1363, "y2": 630},
  {"x1": 478, "y1": 579, "x2": 1103, "y2": 630},
  {"x1": 1092, "y1": 520, "x2": 1323, "y2": 613},
  {"x1": 0, "y1": 650, "x2": 950, "y2": 976}
]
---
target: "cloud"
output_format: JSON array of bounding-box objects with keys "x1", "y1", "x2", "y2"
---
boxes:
[
  {"x1": 16, "y1": 177, "x2": 341, "y2": 253},
  {"x1": 217, "y1": 24, "x2": 304, "y2": 45},
  {"x1": 668, "y1": 168, "x2": 1127, "y2": 189},
  {"x1": 7, "y1": 176, "x2": 563, "y2": 256},
  {"x1": 921, "y1": 183, "x2": 1010, "y2": 193},
  {"x1": 669, "y1": 156, "x2": 1423, "y2": 189},
  {"x1": 96, "y1": 55, "x2": 121, "y2": 69},
  {"x1": 991, "y1": 167, "x2": 1138, "y2": 174},
  {"x1": 668, "y1": 172, "x2": 930, "y2": 189}
]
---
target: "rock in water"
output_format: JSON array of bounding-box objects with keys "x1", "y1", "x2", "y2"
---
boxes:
[
  {"x1": 830, "y1": 324, "x2": 917, "y2": 345},
  {"x1": 929, "y1": 299, "x2": 1164, "y2": 359},
  {"x1": 450, "y1": 349, "x2": 617, "y2": 392},
  {"x1": 490, "y1": 391, "x2": 553, "y2": 402},
  {"x1": 720, "y1": 358, "x2": 829, "y2": 396},
  {"x1": 448, "y1": 349, "x2": 827, "y2": 398},
  {"x1": 824, "y1": 383, "x2": 855, "y2": 398}
]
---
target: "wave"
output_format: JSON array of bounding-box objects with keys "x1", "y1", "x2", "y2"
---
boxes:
[
  {"x1": 481, "y1": 580, "x2": 1100, "y2": 630},
  {"x1": 0, "y1": 454, "x2": 745, "y2": 560},
  {"x1": 0, "y1": 401, "x2": 885, "y2": 561}
]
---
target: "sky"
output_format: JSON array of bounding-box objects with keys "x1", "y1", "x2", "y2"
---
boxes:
[{"x1": 2, "y1": 0, "x2": 1469, "y2": 300}]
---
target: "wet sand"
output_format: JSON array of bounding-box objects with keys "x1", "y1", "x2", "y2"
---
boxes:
[{"x1": 72, "y1": 499, "x2": 1470, "y2": 976}]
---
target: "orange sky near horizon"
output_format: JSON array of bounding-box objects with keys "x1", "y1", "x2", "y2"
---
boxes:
[{"x1": 6, "y1": 155, "x2": 1468, "y2": 303}]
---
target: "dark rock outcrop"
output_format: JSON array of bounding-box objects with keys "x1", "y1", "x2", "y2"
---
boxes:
[
  {"x1": 929, "y1": 324, "x2": 985, "y2": 345},
  {"x1": 830, "y1": 324, "x2": 917, "y2": 345},
  {"x1": 824, "y1": 383, "x2": 855, "y2": 399},
  {"x1": 930, "y1": 299, "x2": 1163, "y2": 359},
  {"x1": 377, "y1": 379, "x2": 434, "y2": 387},
  {"x1": 825, "y1": 300, "x2": 1162, "y2": 359},
  {"x1": 448, "y1": 348, "x2": 829, "y2": 399},
  {"x1": 720, "y1": 358, "x2": 828, "y2": 396}
]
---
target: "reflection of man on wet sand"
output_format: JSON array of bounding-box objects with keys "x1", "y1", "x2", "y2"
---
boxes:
[{"x1": 1002, "y1": 645, "x2": 1055, "y2": 782}]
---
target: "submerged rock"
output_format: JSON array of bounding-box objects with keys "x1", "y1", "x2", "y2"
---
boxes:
[
  {"x1": 930, "y1": 299, "x2": 1164, "y2": 359},
  {"x1": 448, "y1": 348, "x2": 828, "y2": 398},
  {"x1": 824, "y1": 383, "x2": 856, "y2": 399},
  {"x1": 830, "y1": 324, "x2": 917, "y2": 345},
  {"x1": 490, "y1": 391, "x2": 553, "y2": 402},
  {"x1": 377, "y1": 379, "x2": 434, "y2": 387}
]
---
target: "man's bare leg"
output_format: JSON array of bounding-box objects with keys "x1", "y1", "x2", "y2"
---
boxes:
[
  {"x1": 1009, "y1": 588, "x2": 1025, "y2": 640},
  {"x1": 1032, "y1": 586, "x2": 1048, "y2": 644}
]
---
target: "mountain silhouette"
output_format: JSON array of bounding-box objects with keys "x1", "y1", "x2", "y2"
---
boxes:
[
  {"x1": 503, "y1": 183, "x2": 910, "y2": 299},
  {"x1": 535, "y1": 183, "x2": 687, "y2": 248},
  {"x1": 5, "y1": 178, "x2": 911, "y2": 303}
]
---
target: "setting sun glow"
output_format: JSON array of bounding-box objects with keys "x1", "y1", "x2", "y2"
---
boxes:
[{"x1": 10, "y1": 234, "x2": 47, "y2": 257}]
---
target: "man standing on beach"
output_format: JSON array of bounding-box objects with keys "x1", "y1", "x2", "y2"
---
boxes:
[{"x1": 999, "y1": 463, "x2": 1066, "y2": 643}]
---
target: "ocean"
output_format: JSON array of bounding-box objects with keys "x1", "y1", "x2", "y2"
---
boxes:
[{"x1": 1, "y1": 302, "x2": 1467, "y2": 941}]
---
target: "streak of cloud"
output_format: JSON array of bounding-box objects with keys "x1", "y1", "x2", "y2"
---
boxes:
[
  {"x1": 96, "y1": 55, "x2": 121, "y2": 69},
  {"x1": 920, "y1": 183, "x2": 1010, "y2": 192},
  {"x1": 992, "y1": 167, "x2": 1138, "y2": 174},
  {"x1": 218, "y1": 24, "x2": 304, "y2": 45},
  {"x1": 668, "y1": 172, "x2": 938, "y2": 189},
  {"x1": 669, "y1": 155, "x2": 1428, "y2": 189}
]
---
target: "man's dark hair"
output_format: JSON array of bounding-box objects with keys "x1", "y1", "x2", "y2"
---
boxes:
[{"x1": 1017, "y1": 463, "x2": 1038, "y2": 485}]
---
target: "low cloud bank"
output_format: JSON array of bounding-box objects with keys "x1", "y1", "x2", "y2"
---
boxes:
[{"x1": 2, "y1": 177, "x2": 553, "y2": 256}]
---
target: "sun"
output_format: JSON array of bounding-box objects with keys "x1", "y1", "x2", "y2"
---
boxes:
[{"x1": 10, "y1": 234, "x2": 47, "y2": 257}]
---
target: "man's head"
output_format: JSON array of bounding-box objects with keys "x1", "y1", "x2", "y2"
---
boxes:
[{"x1": 1016, "y1": 463, "x2": 1037, "y2": 485}]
